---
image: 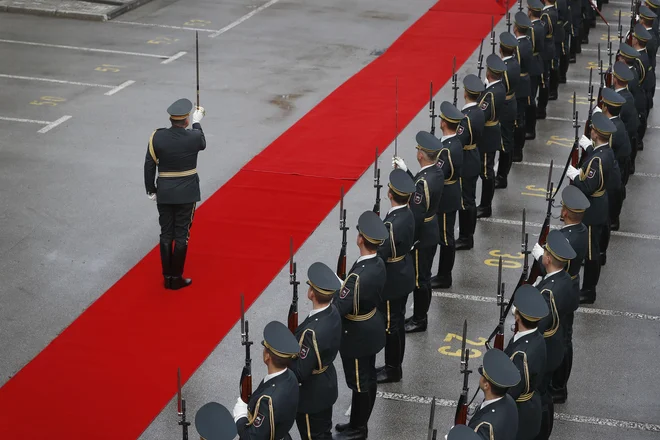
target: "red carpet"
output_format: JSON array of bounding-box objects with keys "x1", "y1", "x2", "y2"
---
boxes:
[{"x1": 0, "y1": 1, "x2": 506, "y2": 438}]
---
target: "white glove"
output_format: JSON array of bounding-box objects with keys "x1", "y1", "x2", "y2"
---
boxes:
[
  {"x1": 532, "y1": 243, "x2": 544, "y2": 260},
  {"x1": 590, "y1": 0, "x2": 597, "y2": 7},
  {"x1": 511, "y1": 305, "x2": 517, "y2": 316},
  {"x1": 233, "y1": 397, "x2": 248, "y2": 422},
  {"x1": 533, "y1": 277, "x2": 542, "y2": 287},
  {"x1": 566, "y1": 165, "x2": 580, "y2": 180},
  {"x1": 578, "y1": 135, "x2": 592, "y2": 151},
  {"x1": 191, "y1": 106, "x2": 206, "y2": 124},
  {"x1": 592, "y1": 106, "x2": 602, "y2": 114},
  {"x1": 147, "y1": 193, "x2": 156, "y2": 201},
  {"x1": 392, "y1": 156, "x2": 408, "y2": 172}
]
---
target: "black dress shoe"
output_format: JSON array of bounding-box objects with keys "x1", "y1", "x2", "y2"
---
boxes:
[
  {"x1": 549, "y1": 92, "x2": 558, "y2": 100},
  {"x1": 404, "y1": 318, "x2": 427, "y2": 333},
  {"x1": 335, "y1": 423, "x2": 351, "y2": 432},
  {"x1": 600, "y1": 252, "x2": 606, "y2": 266},
  {"x1": 333, "y1": 427, "x2": 367, "y2": 440},
  {"x1": 638, "y1": 140, "x2": 644, "y2": 151},
  {"x1": 163, "y1": 276, "x2": 172, "y2": 289},
  {"x1": 512, "y1": 151, "x2": 523, "y2": 162},
  {"x1": 569, "y1": 56, "x2": 577, "y2": 63},
  {"x1": 525, "y1": 132, "x2": 536, "y2": 140},
  {"x1": 552, "y1": 390, "x2": 567, "y2": 404},
  {"x1": 611, "y1": 220, "x2": 620, "y2": 231},
  {"x1": 494, "y1": 176, "x2": 507, "y2": 189},
  {"x1": 536, "y1": 110, "x2": 546, "y2": 119},
  {"x1": 476, "y1": 206, "x2": 492, "y2": 218},
  {"x1": 377, "y1": 366, "x2": 402, "y2": 384},
  {"x1": 455, "y1": 237, "x2": 474, "y2": 251},
  {"x1": 431, "y1": 274, "x2": 452, "y2": 289},
  {"x1": 169, "y1": 276, "x2": 192, "y2": 290},
  {"x1": 579, "y1": 290, "x2": 596, "y2": 304}
]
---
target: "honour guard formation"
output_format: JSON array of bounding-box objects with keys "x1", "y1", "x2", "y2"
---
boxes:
[{"x1": 143, "y1": 0, "x2": 659, "y2": 438}]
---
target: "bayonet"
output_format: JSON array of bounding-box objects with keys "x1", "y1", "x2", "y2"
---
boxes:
[
  {"x1": 373, "y1": 148, "x2": 382, "y2": 216},
  {"x1": 176, "y1": 368, "x2": 190, "y2": 440},
  {"x1": 477, "y1": 39, "x2": 485, "y2": 79},
  {"x1": 430, "y1": 81, "x2": 436, "y2": 135},
  {"x1": 427, "y1": 396, "x2": 436, "y2": 440},
  {"x1": 336, "y1": 187, "x2": 348, "y2": 280},
  {"x1": 195, "y1": 31, "x2": 200, "y2": 108},
  {"x1": 395, "y1": 78, "x2": 399, "y2": 157},
  {"x1": 239, "y1": 293, "x2": 253, "y2": 403},
  {"x1": 452, "y1": 57, "x2": 458, "y2": 107},
  {"x1": 506, "y1": 0, "x2": 512, "y2": 32},
  {"x1": 287, "y1": 237, "x2": 299, "y2": 333},
  {"x1": 491, "y1": 16, "x2": 496, "y2": 54}
]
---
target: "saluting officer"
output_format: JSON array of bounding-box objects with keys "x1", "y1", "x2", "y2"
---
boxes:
[
  {"x1": 144, "y1": 98, "x2": 206, "y2": 290},
  {"x1": 393, "y1": 132, "x2": 444, "y2": 333},
  {"x1": 536, "y1": 0, "x2": 556, "y2": 119},
  {"x1": 547, "y1": 186, "x2": 589, "y2": 404},
  {"x1": 196, "y1": 402, "x2": 238, "y2": 440},
  {"x1": 512, "y1": 12, "x2": 534, "y2": 162},
  {"x1": 565, "y1": 113, "x2": 617, "y2": 305},
  {"x1": 526, "y1": 0, "x2": 547, "y2": 140},
  {"x1": 468, "y1": 348, "x2": 520, "y2": 440},
  {"x1": 476, "y1": 54, "x2": 507, "y2": 219},
  {"x1": 333, "y1": 211, "x2": 388, "y2": 440},
  {"x1": 505, "y1": 285, "x2": 549, "y2": 440},
  {"x1": 533, "y1": 231, "x2": 577, "y2": 440},
  {"x1": 431, "y1": 102, "x2": 465, "y2": 289},
  {"x1": 456, "y1": 75, "x2": 485, "y2": 251},
  {"x1": 233, "y1": 321, "x2": 300, "y2": 440},
  {"x1": 376, "y1": 169, "x2": 416, "y2": 384},
  {"x1": 289, "y1": 262, "x2": 343, "y2": 440},
  {"x1": 612, "y1": 61, "x2": 640, "y2": 177},
  {"x1": 494, "y1": 32, "x2": 520, "y2": 189}
]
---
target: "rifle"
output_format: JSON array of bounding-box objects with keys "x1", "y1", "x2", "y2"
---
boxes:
[
  {"x1": 491, "y1": 16, "x2": 496, "y2": 54},
  {"x1": 428, "y1": 396, "x2": 437, "y2": 440},
  {"x1": 429, "y1": 81, "x2": 437, "y2": 135},
  {"x1": 518, "y1": 0, "x2": 523, "y2": 12},
  {"x1": 395, "y1": 78, "x2": 399, "y2": 158},
  {"x1": 515, "y1": 209, "x2": 530, "y2": 290},
  {"x1": 618, "y1": 10, "x2": 623, "y2": 43},
  {"x1": 454, "y1": 320, "x2": 472, "y2": 425},
  {"x1": 239, "y1": 293, "x2": 253, "y2": 403},
  {"x1": 195, "y1": 31, "x2": 200, "y2": 108},
  {"x1": 373, "y1": 148, "x2": 382, "y2": 216},
  {"x1": 177, "y1": 368, "x2": 190, "y2": 440},
  {"x1": 506, "y1": 0, "x2": 512, "y2": 33},
  {"x1": 287, "y1": 237, "x2": 299, "y2": 333},
  {"x1": 605, "y1": 25, "x2": 613, "y2": 87},
  {"x1": 625, "y1": 0, "x2": 638, "y2": 45},
  {"x1": 452, "y1": 57, "x2": 459, "y2": 107},
  {"x1": 477, "y1": 39, "x2": 485, "y2": 79},
  {"x1": 487, "y1": 257, "x2": 507, "y2": 350},
  {"x1": 526, "y1": 165, "x2": 555, "y2": 285},
  {"x1": 569, "y1": 91, "x2": 581, "y2": 168},
  {"x1": 336, "y1": 187, "x2": 348, "y2": 280}
]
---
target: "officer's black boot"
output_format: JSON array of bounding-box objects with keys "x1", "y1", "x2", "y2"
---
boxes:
[
  {"x1": 570, "y1": 35, "x2": 578, "y2": 60},
  {"x1": 367, "y1": 384, "x2": 378, "y2": 421},
  {"x1": 377, "y1": 333, "x2": 402, "y2": 383},
  {"x1": 579, "y1": 260, "x2": 600, "y2": 304},
  {"x1": 160, "y1": 241, "x2": 173, "y2": 289},
  {"x1": 477, "y1": 180, "x2": 494, "y2": 218},
  {"x1": 455, "y1": 210, "x2": 474, "y2": 250},
  {"x1": 600, "y1": 222, "x2": 611, "y2": 266},
  {"x1": 525, "y1": 95, "x2": 537, "y2": 139},
  {"x1": 170, "y1": 243, "x2": 192, "y2": 290},
  {"x1": 431, "y1": 245, "x2": 454, "y2": 289},
  {"x1": 495, "y1": 152, "x2": 512, "y2": 189},
  {"x1": 560, "y1": 52, "x2": 569, "y2": 82},
  {"x1": 513, "y1": 124, "x2": 525, "y2": 162},
  {"x1": 581, "y1": 22, "x2": 589, "y2": 44},
  {"x1": 405, "y1": 287, "x2": 428, "y2": 333},
  {"x1": 549, "y1": 69, "x2": 559, "y2": 99},
  {"x1": 537, "y1": 84, "x2": 548, "y2": 119},
  {"x1": 334, "y1": 392, "x2": 369, "y2": 439}
]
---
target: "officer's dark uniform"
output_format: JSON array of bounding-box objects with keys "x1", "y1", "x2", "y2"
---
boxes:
[
  {"x1": 375, "y1": 170, "x2": 416, "y2": 384},
  {"x1": 549, "y1": 186, "x2": 590, "y2": 404},
  {"x1": 404, "y1": 132, "x2": 444, "y2": 333},
  {"x1": 640, "y1": 6, "x2": 659, "y2": 72},
  {"x1": 534, "y1": 231, "x2": 576, "y2": 440},
  {"x1": 236, "y1": 321, "x2": 300, "y2": 440},
  {"x1": 634, "y1": 23, "x2": 656, "y2": 122},
  {"x1": 334, "y1": 211, "x2": 388, "y2": 440},
  {"x1": 468, "y1": 349, "x2": 520, "y2": 440},
  {"x1": 505, "y1": 285, "x2": 549, "y2": 440},
  {"x1": 613, "y1": 61, "x2": 640, "y2": 178},
  {"x1": 554, "y1": 0, "x2": 570, "y2": 88},
  {"x1": 456, "y1": 75, "x2": 485, "y2": 251},
  {"x1": 536, "y1": 1, "x2": 556, "y2": 117},
  {"x1": 449, "y1": 425, "x2": 482, "y2": 440},
  {"x1": 495, "y1": 32, "x2": 521, "y2": 189},
  {"x1": 289, "y1": 262, "x2": 342, "y2": 440},
  {"x1": 647, "y1": 0, "x2": 660, "y2": 37},
  {"x1": 144, "y1": 98, "x2": 206, "y2": 290},
  {"x1": 196, "y1": 402, "x2": 238, "y2": 440},
  {"x1": 432, "y1": 102, "x2": 465, "y2": 289},
  {"x1": 526, "y1": 0, "x2": 547, "y2": 139},
  {"x1": 477, "y1": 54, "x2": 507, "y2": 219},
  {"x1": 568, "y1": 0, "x2": 582, "y2": 60},
  {"x1": 513, "y1": 12, "x2": 534, "y2": 162},
  {"x1": 581, "y1": 0, "x2": 595, "y2": 44},
  {"x1": 618, "y1": 44, "x2": 647, "y2": 173},
  {"x1": 572, "y1": 113, "x2": 616, "y2": 305}
]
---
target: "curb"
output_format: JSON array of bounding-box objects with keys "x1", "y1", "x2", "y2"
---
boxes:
[{"x1": 0, "y1": 0, "x2": 155, "y2": 20}]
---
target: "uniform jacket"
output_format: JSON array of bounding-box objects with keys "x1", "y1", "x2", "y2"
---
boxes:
[
  {"x1": 290, "y1": 305, "x2": 342, "y2": 414},
  {"x1": 560, "y1": 222, "x2": 589, "y2": 310},
  {"x1": 568, "y1": 0, "x2": 582, "y2": 31},
  {"x1": 143, "y1": 123, "x2": 206, "y2": 205},
  {"x1": 530, "y1": 19, "x2": 547, "y2": 75},
  {"x1": 505, "y1": 330, "x2": 547, "y2": 440},
  {"x1": 377, "y1": 206, "x2": 416, "y2": 301},
  {"x1": 334, "y1": 255, "x2": 387, "y2": 358},
  {"x1": 638, "y1": 48, "x2": 655, "y2": 108},
  {"x1": 617, "y1": 87, "x2": 640, "y2": 137},
  {"x1": 503, "y1": 56, "x2": 520, "y2": 123},
  {"x1": 556, "y1": 0, "x2": 569, "y2": 44},
  {"x1": 468, "y1": 394, "x2": 519, "y2": 440},
  {"x1": 571, "y1": 144, "x2": 613, "y2": 226},
  {"x1": 458, "y1": 103, "x2": 485, "y2": 178},
  {"x1": 646, "y1": 27, "x2": 658, "y2": 70},
  {"x1": 629, "y1": 64, "x2": 648, "y2": 116},
  {"x1": 236, "y1": 369, "x2": 299, "y2": 440},
  {"x1": 479, "y1": 80, "x2": 507, "y2": 153},
  {"x1": 540, "y1": 7, "x2": 557, "y2": 61},
  {"x1": 407, "y1": 165, "x2": 444, "y2": 248},
  {"x1": 437, "y1": 135, "x2": 464, "y2": 213},
  {"x1": 610, "y1": 116, "x2": 632, "y2": 163},
  {"x1": 516, "y1": 35, "x2": 534, "y2": 97}
]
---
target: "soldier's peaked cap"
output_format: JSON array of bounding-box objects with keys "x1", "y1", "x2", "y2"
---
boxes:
[
  {"x1": 307, "y1": 262, "x2": 341, "y2": 296},
  {"x1": 640, "y1": 5, "x2": 658, "y2": 19},
  {"x1": 527, "y1": 0, "x2": 544, "y2": 12},
  {"x1": 262, "y1": 321, "x2": 299, "y2": 358},
  {"x1": 478, "y1": 348, "x2": 521, "y2": 388},
  {"x1": 167, "y1": 98, "x2": 193, "y2": 120},
  {"x1": 613, "y1": 61, "x2": 634, "y2": 81},
  {"x1": 591, "y1": 111, "x2": 617, "y2": 135},
  {"x1": 388, "y1": 168, "x2": 416, "y2": 196},
  {"x1": 545, "y1": 230, "x2": 577, "y2": 262},
  {"x1": 513, "y1": 285, "x2": 548, "y2": 322},
  {"x1": 416, "y1": 130, "x2": 443, "y2": 153},
  {"x1": 195, "y1": 402, "x2": 237, "y2": 440},
  {"x1": 561, "y1": 185, "x2": 590, "y2": 212},
  {"x1": 356, "y1": 210, "x2": 389, "y2": 245},
  {"x1": 448, "y1": 424, "x2": 481, "y2": 440},
  {"x1": 486, "y1": 53, "x2": 507, "y2": 73},
  {"x1": 634, "y1": 23, "x2": 652, "y2": 41},
  {"x1": 463, "y1": 74, "x2": 485, "y2": 94},
  {"x1": 514, "y1": 11, "x2": 532, "y2": 28},
  {"x1": 500, "y1": 32, "x2": 519, "y2": 49},
  {"x1": 601, "y1": 87, "x2": 626, "y2": 107},
  {"x1": 440, "y1": 101, "x2": 465, "y2": 124},
  {"x1": 618, "y1": 42, "x2": 640, "y2": 59}
]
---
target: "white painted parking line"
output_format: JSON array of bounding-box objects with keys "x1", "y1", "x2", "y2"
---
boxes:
[
  {"x1": 544, "y1": 115, "x2": 660, "y2": 129},
  {"x1": 161, "y1": 51, "x2": 187, "y2": 64},
  {"x1": 104, "y1": 80, "x2": 136, "y2": 96},
  {"x1": 0, "y1": 73, "x2": 113, "y2": 88},
  {"x1": 210, "y1": 0, "x2": 281, "y2": 38},
  {"x1": 111, "y1": 21, "x2": 218, "y2": 33},
  {"x1": 0, "y1": 116, "x2": 50, "y2": 125},
  {"x1": 0, "y1": 39, "x2": 169, "y2": 59},
  {"x1": 37, "y1": 115, "x2": 72, "y2": 133},
  {"x1": 377, "y1": 391, "x2": 660, "y2": 432},
  {"x1": 518, "y1": 161, "x2": 660, "y2": 179}
]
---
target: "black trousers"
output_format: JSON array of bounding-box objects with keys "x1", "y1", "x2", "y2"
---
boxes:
[
  {"x1": 514, "y1": 97, "x2": 527, "y2": 152},
  {"x1": 296, "y1": 408, "x2": 333, "y2": 440},
  {"x1": 582, "y1": 224, "x2": 603, "y2": 291},
  {"x1": 479, "y1": 152, "x2": 496, "y2": 208},
  {"x1": 526, "y1": 75, "x2": 540, "y2": 134},
  {"x1": 537, "y1": 60, "x2": 551, "y2": 111},
  {"x1": 379, "y1": 297, "x2": 406, "y2": 369},
  {"x1": 412, "y1": 246, "x2": 437, "y2": 321},
  {"x1": 438, "y1": 211, "x2": 457, "y2": 247},
  {"x1": 460, "y1": 175, "x2": 478, "y2": 210},
  {"x1": 157, "y1": 202, "x2": 196, "y2": 246},
  {"x1": 341, "y1": 354, "x2": 376, "y2": 392},
  {"x1": 551, "y1": 312, "x2": 574, "y2": 394},
  {"x1": 498, "y1": 119, "x2": 515, "y2": 179}
]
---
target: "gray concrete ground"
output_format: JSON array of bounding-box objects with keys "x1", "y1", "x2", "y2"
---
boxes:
[{"x1": 0, "y1": 0, "x2": 658, "y2": 439}]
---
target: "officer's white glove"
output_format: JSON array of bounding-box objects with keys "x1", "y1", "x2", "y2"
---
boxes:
[
  {"x1": 233, "y1": 397, "x2": 248, "y2": 422},
  {"x1": 511, "y1": 305, "x2": 517, "y2": 316},
  {"x1": 636, "y1": 14, "x2": 640, "y2": 21},
  {"x1": 532, "y1": 242, "x2": 544, "y2": 260},
  {"x1": 191, "y1": 106, "x2": 206, "y2": 124},
  {"x1": 392, "y1": 156, "x2": 408, "y2": 172},
  {"x1": 533, "y1": 277, "x2": 542, "y2": 287},
  {"x1": 566, "y1": 165, "x2": 580, "y2": 180},
  {"x1": 590, "y1": 0, "x2": 597, "y2": 7},
  {"x1": 592, "y1": 106, "x2": 602, "y2": 114},
  {"x1": 578, "y1": 135, "x2": 592, "y2": 151},
  {"x1": 147, "y1": 193, "x2": 156, "y2": 201}
]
